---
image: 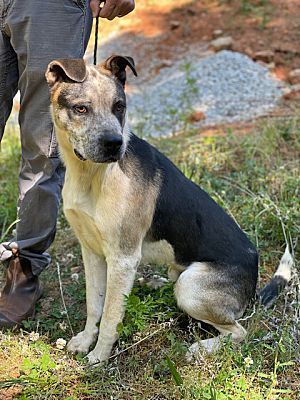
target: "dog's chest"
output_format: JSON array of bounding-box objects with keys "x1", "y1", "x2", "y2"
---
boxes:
[
  {"x1": 62, "y1": 177, "x2": 109, "y2": 254},
  {"x1": 63, "y1": 191, "x2": 102, "y2": 254},
  {"x1": 61, "y1": 168, "x2": 131, "y2": 255}
]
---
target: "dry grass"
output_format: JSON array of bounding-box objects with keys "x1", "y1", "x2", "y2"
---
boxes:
[{"x1": 0, "y1": 114, "x2": 299, "y2": 399}]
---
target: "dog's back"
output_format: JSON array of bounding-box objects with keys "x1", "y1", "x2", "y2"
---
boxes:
[
  {"x1": 120, "y1": 133, "x2": 258, "y2": 315},
  {"x1": 122, "y1": 135, "x2": 258, "y2": 265}
]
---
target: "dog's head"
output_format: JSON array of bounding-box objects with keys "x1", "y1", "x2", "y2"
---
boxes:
[{"x1": 45, "y1": 55, "x2": 137, "y2": 163}]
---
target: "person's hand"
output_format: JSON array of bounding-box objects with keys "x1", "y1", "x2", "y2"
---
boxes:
[
  {"x1": 90, "y1": 0, "x2": 135, "y2": 20},
  {"x1": 0, "y1": 241, "x2": 18, "y2": 262}
]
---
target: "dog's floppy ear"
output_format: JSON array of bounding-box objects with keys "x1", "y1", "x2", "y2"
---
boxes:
[
  {"x1": 102, "y1": 55, "x2": 137, "y2": 86},
  {"x1": 45, "y1": 59, "x2": 87, "y2": 87}
]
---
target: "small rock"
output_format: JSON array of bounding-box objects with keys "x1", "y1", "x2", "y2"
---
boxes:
[
  {"x1": 146, "y1": 276, "x2": 168, "y2": 290},
  {"x1": 244, "y1": 47, "x2": 254, "y2": 58},
  {"x1": 29, "y1": 332, "x2": 40, "y2": 342},
  {"x1": 282, "y1": 84, "x2": 300, "y2": 94},
  {"x1": 56, "y1": 338, "x2": 67, "y2": 350},
  {"x1": 40, "y1": 297, "x2": 54, "y2": 312},
  {"x1": 71, "y1": 265, "x2": 83, "y2": 273},
  {"x1": 170, "y1": 20, "x2": 180, "y2": 30},
  {"x1": 210, "y1": 37, "x2": 233, "y2": 52},
  {"x1": 66, "y1": 253, "x2": 75, "y2": 260},
  {"x1": 282, "y1": 84, "x2": 300, "y2": 100},
  {"x1": 282, "y1": 87, "x2": 291, "y2": 95},
  {"x1": 254, "y1": 50, "x2": 274, "y2": 63},
  {"x1": 256, "y1": 60, "x2": 268, "y2": 68},
  {"x1": 188, "y1": 110, "x2": 206, "y2": 123},
  {"x1": 274, "y1": 43, "x2": 299, "y2": 55},
  {"x1": 186, "y1": 7, "x2": 196, "y2": 16},
  {"x1": 183, "y1": 25, "x2": 191, "y2": 38},
  {"x1": 256, "y1": 60, "x2": 275, "y2": 71},
  {"x1": 160, "y1": 59, "x2": 173, "y2": 68},
  {"x1": 137, "y1": 277, "x2": 146, "y2": 286},
  {"x1": 153, "y1": 60, "x2": 173, "y2": 75},
  {"x1": 288, "y1": 69, "x2": 300, "y2": 85},
  {"x1": 213, "y1": 29, "x2": 223, "y2": 39},
  {"x1": 272, "y1": 65, "x2": 288, "y2": 81},
  {"x1": 266, "y1": 62, "x2": 275, "y2": 71},
  {"x1": 59, "y1": 321, "x2": 67, "y2": 331},
  {"x1": 198, "y1": 50, "x2": 215, "y2": 58},
  {"x1": 71, "y1": 273, "x2": 79, "y2": 281}
]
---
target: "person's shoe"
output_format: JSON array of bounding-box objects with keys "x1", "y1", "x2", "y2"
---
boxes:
[{"x1": 0, "y1": 257, "x2": 43, "y2": 329}]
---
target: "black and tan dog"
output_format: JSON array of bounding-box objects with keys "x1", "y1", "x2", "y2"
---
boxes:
[{"x1": 46, "y1": 56, "x2": 293, "y2": 364}]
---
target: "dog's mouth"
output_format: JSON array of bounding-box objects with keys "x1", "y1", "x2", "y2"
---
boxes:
[
  {"x1": 73, "y1": 149, "x2": 123, "y2": 163},
  {"x1": 103, "y1": 155, "x2": 120, "y2": 163},
  {"x1": 74, "y1": 149, "x2": 87, "y2": 161}
]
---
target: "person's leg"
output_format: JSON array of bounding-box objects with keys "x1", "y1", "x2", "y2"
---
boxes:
[
  {"x1": 7, "y1": 0, "x2": 92, "y2": 274},
  {"x1": 0, "y1": 30, "x2": 18, "y2": 143},
  {"x1": 0, "y1": 0, "x2": 93, "y2": 327}
]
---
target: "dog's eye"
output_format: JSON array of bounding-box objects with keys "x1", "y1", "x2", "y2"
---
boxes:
[
  {"x1": 114, "y1": 102, "x2": 125, "y2": 113},
  {"x1": 73, "y1": 105, "x2": 88, "y2": 114}
]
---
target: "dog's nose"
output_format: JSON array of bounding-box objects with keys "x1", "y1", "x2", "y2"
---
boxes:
[{"x1": 100, "y1": 133, "x2": 123, "y2": 152}]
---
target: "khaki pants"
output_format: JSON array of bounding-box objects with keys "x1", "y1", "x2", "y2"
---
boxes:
[{"x1": 0, "y1": 0, "x2": 93, "y2": 274}]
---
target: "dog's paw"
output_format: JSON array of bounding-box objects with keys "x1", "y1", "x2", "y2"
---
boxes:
[
  {"x1": 199, "y1": 337, "x2": 221, "y2": 354},
  {"x1": 186, "y1": 338, "x2": 221, "y2": 362},
  {"x1": 67, "y1": 331, "x2": 96, "y2": 354},
  {"x1": 86, "y1": 350, "x2": 109, "y2": 367},
  {"x1": 186, "y1": 342, "x2": 201, "y2": 362}
]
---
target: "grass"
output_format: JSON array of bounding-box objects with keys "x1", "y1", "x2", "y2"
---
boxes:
[
  {"x1": 0, "y1": 114, "x2": 299, "y2": 399},
  {"x1": 0, "y1": 123, "x2": 21, "y2": 241},
  {"x1": 220, "y1": 0, "x2": 271, "y2": 29}
]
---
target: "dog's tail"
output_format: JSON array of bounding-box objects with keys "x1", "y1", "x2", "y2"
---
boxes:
[{"x1": 259, "y1": 245, "x2": 294, "y2": 308}]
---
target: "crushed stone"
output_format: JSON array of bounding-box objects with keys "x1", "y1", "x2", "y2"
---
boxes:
[
  {"x1": 124, "y1": 50, "x2": 285, "y2": 137},
  {"x1": 9, "y1": 46, "x2": 285, "y2": 138}
]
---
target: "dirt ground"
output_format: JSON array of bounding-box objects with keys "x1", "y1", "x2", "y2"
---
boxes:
[
  {"x1": 96, "y1": 0, "x2": 300, "y2": 81},
  {"x1": 11, "y1": 1, "x2": 300, "y2": 117},
  {"x1": 84, "y1": 0, "x2": 300, "y2": 136}
]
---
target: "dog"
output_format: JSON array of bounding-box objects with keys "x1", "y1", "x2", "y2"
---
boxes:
[{"x1": 45, "y1": 55, "x2": 293, "y2": 364}]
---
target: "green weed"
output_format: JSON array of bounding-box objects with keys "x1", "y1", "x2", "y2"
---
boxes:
[
  {"x1": 0, "y1": 123, "x2": 20, "y2": 239},
  {"x1": 0, "y1": 115, "x2": 299, "y2": 399},
  {"x1": 239, "y1": 0, "x2": 270, "y2": 29}
]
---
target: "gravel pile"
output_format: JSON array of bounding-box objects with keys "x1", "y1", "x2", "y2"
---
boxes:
[
  {"x1": 123, "y1": 50, "x2": 285, "y2": 137},
  {"x1": 9, "y1": 40, "x2": 285, "y2": 138}
]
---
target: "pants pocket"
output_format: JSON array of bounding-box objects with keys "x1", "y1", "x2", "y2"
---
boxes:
[{"x1": 0, "y1": 0, "x2": 15, "y2": 30}]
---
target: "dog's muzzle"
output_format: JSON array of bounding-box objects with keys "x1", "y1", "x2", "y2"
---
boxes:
[
  {"x1": 98, "y1": 133, "x2": 123, "y2": 163},
  {"x1": 100, "y1": 134, "x2": 122, "y2": 154},
  {"x1": 74, "y1": 133, "x2": 124, "y2": 163}
]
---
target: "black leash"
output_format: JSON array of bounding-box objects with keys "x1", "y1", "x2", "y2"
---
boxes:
[{"x1": 93, "y1": 15, "x2": 99, "y2": 65}]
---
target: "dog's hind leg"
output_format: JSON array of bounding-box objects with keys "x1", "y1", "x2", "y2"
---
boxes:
[
  {"x1": 174, "y1": 262, "x2": 247, "y2": 360},
  {"x1": 186, "y1": 321, "x2": 246, "y2": 360},
  {"x1": 67, "y1": 248, "x2": 107, "y2": 355}
]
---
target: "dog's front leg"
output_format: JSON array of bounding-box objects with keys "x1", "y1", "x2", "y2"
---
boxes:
[
  {"x1": 68, "y1": 247, "x2": 107, "y2": 354},
  {"x1": 86, "y1": 252, "x2": 140, "y2": 365}
]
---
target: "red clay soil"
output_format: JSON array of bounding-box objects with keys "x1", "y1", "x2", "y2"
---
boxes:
[
  {"x1": 100, "y1": 0, "x2": 300, "y2": 82},
  {"x1": 12, "y1": 1, "x2": 300, "y2": 114}
]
